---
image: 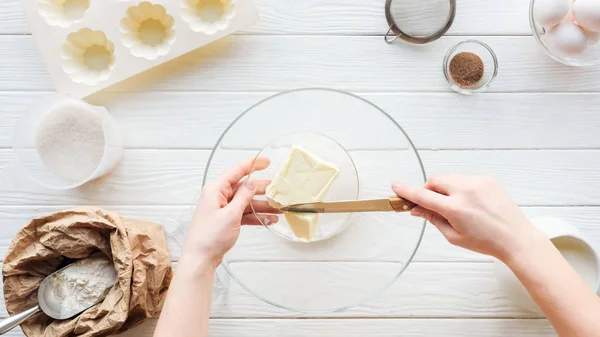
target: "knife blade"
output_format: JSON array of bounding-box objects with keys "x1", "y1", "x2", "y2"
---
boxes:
[{"x1": 279, "y1": 196, "x2": 416, "y2": 214}]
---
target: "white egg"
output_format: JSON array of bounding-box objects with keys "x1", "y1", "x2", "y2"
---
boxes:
[
  {"x1": 585, "y1": 28, "x2": 600, "y2": 45},
  {"x1": 548, "y1": 22, "x2": 589, "y2": 54},
  {"x1": 534, "y1": 0, "x2": 571, "y2": 28},
  {"x1": 573, "y1": 0, "x2": 600, "y2": 32},
  {"x1": 562, "y1": 8, "x2": 575, "y2": 23}
]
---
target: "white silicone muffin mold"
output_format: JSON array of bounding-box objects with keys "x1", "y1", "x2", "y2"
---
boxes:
[
  {"x1": 21, "y1": 0, "x2": 258, "y2": 98},
  {"x1": 61, "y1": 28, "x2": 116, "y2": 85},
  {"x1": 120, "y1": 2, "x2": 176, "y2": 60},
  {"x1": 181, "y1": 0, "x2": 236, "y2": 34},
  {"x1": 38, "y1": 0, "x2": 90, "y2": 27}
]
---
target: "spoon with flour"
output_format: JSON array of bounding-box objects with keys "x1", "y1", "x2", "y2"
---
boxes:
[{"x1": 0, "y1": 254, "x2": 117, "y2": 334}]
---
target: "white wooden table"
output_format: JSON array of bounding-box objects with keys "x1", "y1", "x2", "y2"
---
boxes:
[{"x1": 1, "y1": 0, "x2": 599, "y2": 335}]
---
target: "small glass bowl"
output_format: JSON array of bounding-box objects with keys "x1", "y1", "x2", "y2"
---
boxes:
[
  {"x1": 530, "y1": 0, "x2": 600, "y2": 67},
  {"x1": 443, "y1": 40, "x2": 498, "y2": 95},
  {"x1": 248, "y1": 131, "x2": 360, "y2": 243}
]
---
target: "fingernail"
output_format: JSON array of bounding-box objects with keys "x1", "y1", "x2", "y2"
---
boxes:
[
  {"x1": 392, "y1": 182, "x2": 403, "y2": 189},
  {"x1": 245, "y1": 179, "x2": 256, "y2": 190}
]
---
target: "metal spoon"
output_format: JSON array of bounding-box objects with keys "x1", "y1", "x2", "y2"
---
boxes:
[{"x1": 0, "y1": 260, "x2": 114, "y2": 334}]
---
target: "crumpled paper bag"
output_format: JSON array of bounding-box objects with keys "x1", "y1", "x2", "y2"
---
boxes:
[{"x1": 2, "y1": 207, "x2": 173, "y2": 337}]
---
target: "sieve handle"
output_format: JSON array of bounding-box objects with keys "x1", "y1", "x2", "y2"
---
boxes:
[{"x1": 0, "y1": 305, "x2": 41, "y2": 334}]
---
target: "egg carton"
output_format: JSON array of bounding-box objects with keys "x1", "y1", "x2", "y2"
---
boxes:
[{"x1": 22, "y1": 0, "x2": 258, "y2": 98}]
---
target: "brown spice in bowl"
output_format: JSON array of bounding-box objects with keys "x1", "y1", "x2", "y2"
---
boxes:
[{"x1": 449, "y1": 52, "x2": 484, "y2": 88}]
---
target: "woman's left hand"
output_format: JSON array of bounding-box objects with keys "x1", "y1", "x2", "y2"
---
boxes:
[{"x1": 183, "y1": 157, "x2": 281, "y2": 268}]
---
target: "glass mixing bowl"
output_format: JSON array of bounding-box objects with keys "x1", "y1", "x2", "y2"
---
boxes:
[
  {"x1": 530, "y1": 0, "x2": 600, "y2": 67},
  {"x1": 203, "y1": 88, "x2": 427, "y2": 313}
]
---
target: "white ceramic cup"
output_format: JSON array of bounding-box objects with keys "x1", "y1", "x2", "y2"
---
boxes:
[{"x1": 494, "y1": 216, "x2": 600, "y2": 314}]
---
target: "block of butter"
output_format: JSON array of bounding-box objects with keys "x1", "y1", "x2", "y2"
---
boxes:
[{"x1": 266, "y1": 146, "x2": 339, "y2": 240}]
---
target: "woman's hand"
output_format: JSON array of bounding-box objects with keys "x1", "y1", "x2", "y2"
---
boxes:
[
  {"x1": 183, "y1": 157, "x2": 281, "y2": 269},
  {"x1": 393, "y1": 175, "x2": 545, "y2": 263}
]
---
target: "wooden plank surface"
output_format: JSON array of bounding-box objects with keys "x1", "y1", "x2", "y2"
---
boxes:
[
  {"x1": 0, "y1": 0, "x2": 531, "y2": 36},
  {"x1": 135, "y1": 318, "x2": 556, "y2": 337},
  {"x1": 3, "y1": 92, "x2": 600, "y2": 150},
  {"x1": 2, "y1": 36, "x2": 600, "y2": 93},
  {"x1": 1, "y1": 204, "x2": 600, "y2": 266},
  {"x1": 2, "y1": 149, "x2": 600, "y2": 206},
  {"x1": 0, "y1": 318, "x2": 556, "y2": 337},
  {"x1": 0, "y1": 262, "x2": 547, "y2": 319},
  {"x1": 0, "y1": 205, "x2": 598, "y2": 264},
  {"x1": 0, "y1": 205, "x2": 595, "y2": 321},
  {"x1": 0, "y1": 0, "x2": 594, "y2": 335}
]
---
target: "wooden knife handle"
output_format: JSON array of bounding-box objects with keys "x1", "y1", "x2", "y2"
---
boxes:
[{"x1": 389, "y1": 196, "x2": 417, "y2": 212}]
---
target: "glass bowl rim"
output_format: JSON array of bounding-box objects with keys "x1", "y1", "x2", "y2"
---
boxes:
[
  {"x1": 529, "y1": 0, "x2": 600, "y2": 67},
  {"x1": 202, "y1": 87, "x2": 428, "y2": 313}
]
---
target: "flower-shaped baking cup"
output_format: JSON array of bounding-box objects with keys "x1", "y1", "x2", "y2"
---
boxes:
[
  {"x1": 61, "y1": 29, "x2": 116, "y2": 85},
  {"x1": 120, "y1": 2, "x2": 176, "y2": 60},
  {"x1": 181, "y1": 0, "x2": 236, "y2": 34},
  {"x1": 38, "y1": 0, "x2": 90, "y2": 27}
]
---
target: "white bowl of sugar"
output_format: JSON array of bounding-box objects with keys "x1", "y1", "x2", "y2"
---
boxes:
[{"x1": 494, "y1": 216, "x2": 600, "y2": 314}]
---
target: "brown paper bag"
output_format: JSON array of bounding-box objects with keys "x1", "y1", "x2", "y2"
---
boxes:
[{"x1": 2, "y1": 207, "x2": 173, "y2": 337}]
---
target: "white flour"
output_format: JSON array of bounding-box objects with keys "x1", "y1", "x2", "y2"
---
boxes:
[
  {"x1": 51, "y1": 255, "x2": 117, "y2": 317},
  {"x1": 35, "y1": 99, "x2": 105, "y2": 181}
]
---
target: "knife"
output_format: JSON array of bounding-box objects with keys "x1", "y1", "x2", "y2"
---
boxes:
[{"x1": 279, "y1": 196, "x2": 417, "y2": 214}]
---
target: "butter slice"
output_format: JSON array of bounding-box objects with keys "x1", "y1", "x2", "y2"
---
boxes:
[{"x1": 266, "y1": 146, "x2": 339, "y2": 240}]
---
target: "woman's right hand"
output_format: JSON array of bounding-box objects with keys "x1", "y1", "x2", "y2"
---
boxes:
[
  {"x1": 392, "y1": 175, "x2": 546, "y2": 263},
  {"x1": 395, "y1": 175, "x2": 600, "y2": 337}
]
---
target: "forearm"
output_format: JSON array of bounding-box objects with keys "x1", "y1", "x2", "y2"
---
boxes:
[
  {"x1": 505, "y1": 237, "x2": 600, "y2": 337},
  {"x1": 154, "y1": 254, "x2": 215, "y2": 337}
]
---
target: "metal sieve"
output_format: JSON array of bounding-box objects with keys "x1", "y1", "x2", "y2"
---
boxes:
[{"x1": 384, "y1": 0, "x2": 456, "y2": 44}]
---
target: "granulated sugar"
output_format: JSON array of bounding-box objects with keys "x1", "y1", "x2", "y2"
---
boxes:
[
  {"x1": 51, "y1": 254, "x2": 117, "y2": 317},
  {"x1": 35, "y1": 99, "x2": 105, "y2": 181}
]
